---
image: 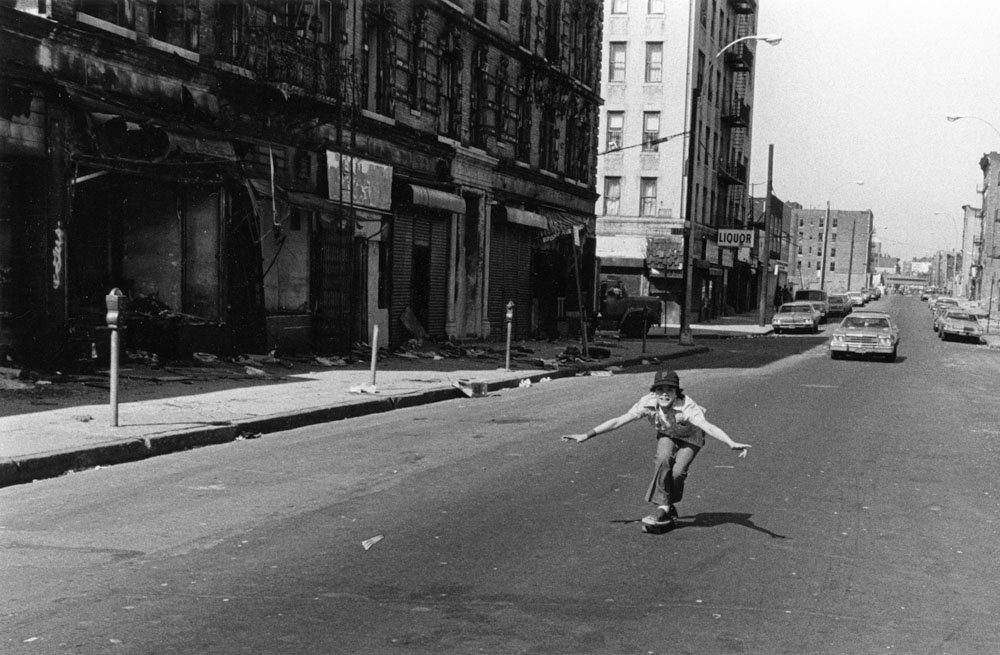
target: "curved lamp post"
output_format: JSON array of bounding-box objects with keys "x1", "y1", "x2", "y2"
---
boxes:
[
  {"x1": 946, "y1": 114, "x2": 1000, "y2": 139},
  {"x1": 678, "y1": 33, "x2": 782, "y2": 344},
  {"x1": 819, "y1": 180, "x2": 864, "y2": 290},
  {"x1": 715, "y1": 34, "x2": 783, "y2": 58}
]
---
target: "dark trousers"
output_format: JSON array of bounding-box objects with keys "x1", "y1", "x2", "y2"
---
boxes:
[{"x1": 645, "y1": 435, "x2": 699, "y2": 506}]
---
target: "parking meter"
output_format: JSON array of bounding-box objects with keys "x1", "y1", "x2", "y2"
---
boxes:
[
  {"x1": 105, "y1": 288, "x2": 127, "y2": 426},
  {"x1": 505, "y1": 301, "x2": 514, "y2": 371},
  {"x1": 105, "y1": 288, "x2": 127, "y2": 328}
]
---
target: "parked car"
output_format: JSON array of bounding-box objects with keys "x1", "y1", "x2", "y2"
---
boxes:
[
  {"x1": 772, "y1": 301, "x2": 822, "y2": 334},
  {"x1": 828, "y1": 310, "x2": 900, "y2": 361},
  {"x1": 793, "y1": 289, "x2": 829, "y2": 320},
  {"x1": 938, "y1": 309, "x2": 984, "y2": 342},
  {"x1": 930, "y1": 297, "x2": 960, "y2": 314},
  {"x1": 846, "y1": 291, "x2": 866, "y2": 307},
  {"x1": 827, "y1": 294, "x2": 852, "y2": 317}
]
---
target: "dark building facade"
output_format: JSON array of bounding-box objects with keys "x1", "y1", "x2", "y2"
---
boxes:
[{"x1": 0, "y1": 0, "x2": 601, "y2": 365}]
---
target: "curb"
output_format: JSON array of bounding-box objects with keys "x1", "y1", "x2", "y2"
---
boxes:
[{"x1": 0, "y1": 346, "x2": 709, "y2": 489}]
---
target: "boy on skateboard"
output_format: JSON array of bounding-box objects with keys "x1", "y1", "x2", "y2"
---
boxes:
[{"x1": 561, "y1": 369, "x2": 751, "y2": 530}]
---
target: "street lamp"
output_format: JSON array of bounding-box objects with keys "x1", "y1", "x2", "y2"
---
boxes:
[
  {"x1": 945, "y1": 114, "x2": 1000, "y2": 139},
  {"x1": 715, "y1": 34, "x2": 783, "y2": 58},
  {"x1": 679, "y1": 33, "x2": 782, "y2": 345},
  {"x1": 819, "y1": 180, "x2": 864, "y2": 291}
]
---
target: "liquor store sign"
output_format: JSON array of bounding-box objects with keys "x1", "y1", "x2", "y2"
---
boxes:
[{"x1": 717, "y1": 229, "x2": 755, "y2": 248}]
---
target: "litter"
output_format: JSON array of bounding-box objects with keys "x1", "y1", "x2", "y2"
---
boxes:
[
  {"x1": 244, "y1": 366, "x2": 266, "y2": 377},
  {"x1": 590, "y1": 370, "x2": 613, "y2": 377},
  {"x1": 453, "y1": 379, "x2": 488, "y2": 397},
  {"x1": 349, "y1": 383, "x2": 378, "y2": 394},
  {"x1": 362, "y1": 535, "x2": 384, "y2": 551},
  {"x1": 518, "y1": 378, "x2": 532, "y2": 388},
  {"x1": 193, "y1": 352, "x2": 217, "y2": 363}
]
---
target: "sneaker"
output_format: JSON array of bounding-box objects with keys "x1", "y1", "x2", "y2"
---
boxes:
[{"x1": 641, "y1": 507, "x2": 672, "y2": 525}]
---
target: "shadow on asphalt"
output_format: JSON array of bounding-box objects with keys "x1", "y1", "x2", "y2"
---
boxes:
[
  {"x1": 671, "y1": 512, "x2": 788, "y2": 538},
  {"x1": 614, "y1": 336, "x2": 829, "y2": 377},
  {"x1": 611, "y1": 512, "x2": 787, "y2": 539}
]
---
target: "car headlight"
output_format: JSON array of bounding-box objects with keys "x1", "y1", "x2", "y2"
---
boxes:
[
  {"x1": 878, "y1": 335, "x2": 892, "y2": 345},
  {"x1": 832, "y1": 334, "x2": 844, "y2": 343}
]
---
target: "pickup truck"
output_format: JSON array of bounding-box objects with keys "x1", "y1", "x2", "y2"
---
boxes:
[{"x1": 597, "y1": 280, "x2": 662, "y2": 338}]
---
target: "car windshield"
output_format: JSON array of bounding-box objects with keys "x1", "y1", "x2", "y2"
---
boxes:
[
  {"x1": 779, "y1": 305, "x2": 810, "y2": 313},
  {"x1": 842, "y1": 317, "x2": 889, "y2": 329}
]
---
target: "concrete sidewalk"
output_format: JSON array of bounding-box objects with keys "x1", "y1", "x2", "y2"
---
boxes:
[{"x1": 0, "y1": 319, "x2": 771, "y2": 488}]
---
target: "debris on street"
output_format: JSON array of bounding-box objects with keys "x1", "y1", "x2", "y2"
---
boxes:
[
  {"x1": 362, "y1": 535, "x2": 384, "y2": 551},
  {"x1": 453, "y1": 379, "x2": 488, "y2": 397}
]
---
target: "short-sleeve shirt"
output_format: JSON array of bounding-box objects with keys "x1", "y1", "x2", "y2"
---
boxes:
[{"x1": 625, "y1": 393, "x2": 707, "y2": 448}]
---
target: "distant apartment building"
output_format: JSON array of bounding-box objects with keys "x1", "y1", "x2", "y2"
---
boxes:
[
  {"x1": 791, "y1": 205, "x2": 874, "y2": 292},
  {"x1": 958, "y1": 204, "x2": 981, "y2": 299},
  {"x1": 595, "y1": 0, "x2": 761, "y2": 322},
  {"x1": 976, "y1": 152, "x2": 1000, "y2": 305}
]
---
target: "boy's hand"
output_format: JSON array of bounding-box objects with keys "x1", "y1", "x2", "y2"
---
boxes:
[
  {"x1": 731, "y1": 442, "x2": 751, "y2": 458},
  {"x1": 561, "y1": 434, "x2": 588, "y2": 443}
]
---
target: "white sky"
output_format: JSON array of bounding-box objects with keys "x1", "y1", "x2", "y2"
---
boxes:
[{"x1": 749, "y1": 0, "x2": 1000, "y2": 261}]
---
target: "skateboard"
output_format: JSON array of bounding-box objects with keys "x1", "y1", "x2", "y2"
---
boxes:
[{"x1": 640, "y1": 519, "x2": 675, "y2": 534}]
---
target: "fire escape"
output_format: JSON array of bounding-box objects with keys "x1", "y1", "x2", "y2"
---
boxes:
[
  {"x1": 718, "y1": 2, "x2": 755, "y2": 227},
  {"x1": 214, "y1": 1, "x2": 347, "y2": 101}
]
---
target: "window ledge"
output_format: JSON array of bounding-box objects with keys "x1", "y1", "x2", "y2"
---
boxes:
[
  {"x1": 213, "y1": 60, "x2": 254, "y2": 78},
  {"x1": 75, "y1": 12, "x2": 136, "y2": 40},
  {"x1": 138, "y1": 34, "x2": 200, "y2": 63},
  {"x1": 361, "y1": 109, "x2": 396, "y2": 126}
]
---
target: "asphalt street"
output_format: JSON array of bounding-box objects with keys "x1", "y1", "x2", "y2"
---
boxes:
[{"x1": 3, "y1": 295, "x2": 999, "y2": 654}]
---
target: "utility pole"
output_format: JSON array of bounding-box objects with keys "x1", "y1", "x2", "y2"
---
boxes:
[
  {"x1": 847, "y1": 220, "x2": 857, "y2": 290},
  {"x1": 820, "y1": 202, "x2": 832, "y2": 290},
  {"x1": 679, "y1": 75, "x2": 701, "y2": 346},
  {"x1": 757, "y1": 144, "x2": 773, "y2": 325}
]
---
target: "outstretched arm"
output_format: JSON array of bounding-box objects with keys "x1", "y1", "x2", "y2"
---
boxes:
[
  {"x1": 689, "y1": 416, "x2": 751, "y2": 457},
  {"x1": 562, "y1": 412, "x2": 638, "y2": 443}
]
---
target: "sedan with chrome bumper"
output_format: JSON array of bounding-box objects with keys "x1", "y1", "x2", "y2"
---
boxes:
[
  {"x1": 938, "y1": 310, "x2": 984, "y2": 343},
  {"x1": 772, "y1": 301, "x2": 822, "y2": 334},
  {"x1": 829, "y1": 311, "x2": 900, "y2": 361}
]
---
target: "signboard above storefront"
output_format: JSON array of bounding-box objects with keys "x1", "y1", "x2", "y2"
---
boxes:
[
  {"x1": 327, "y1": 152, "x2": 393, "y2": 212},
  {"x1": 717, "y1": 229, "x2": 756, "y2": 248}
]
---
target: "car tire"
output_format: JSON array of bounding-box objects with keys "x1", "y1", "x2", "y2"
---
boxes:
[
  {"x1": 830, "y1": 351, "x2": 842, "y2": 360},
  {"x1": 886, "y1": 347, "x2": 897, "y2": 362}
]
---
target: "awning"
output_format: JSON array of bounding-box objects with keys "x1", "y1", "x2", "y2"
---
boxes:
[
  {"x1": 398, "y1": 184, "x2": 465, "y2": 214},
  {"x1": 537, "y1": 209, "x2": 596, "y2": 242},
  {"x1": 85, "y1": 112, "x2": 236, "y2": 163},
  {"x1": 249, "y1": 178, "x2": 342, "y2": 215},
  {"x1": 495, "y1": 206, "x2": 547, "y2": 229},
  {"x1": 645, "y1": 237, "x2": 684, "y2": 272}
]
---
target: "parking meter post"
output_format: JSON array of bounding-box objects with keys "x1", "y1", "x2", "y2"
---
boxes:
[
  {"x1": 105, "y1": 288, "x2": 126, "y2": 427},
  {"x1": 505, "y1": 301, "x2": 514, "y2": 371},
  {"x1": 369, "y1": 324, "x2": 379, "y2": 387}
]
